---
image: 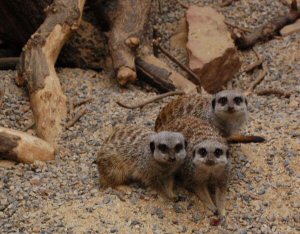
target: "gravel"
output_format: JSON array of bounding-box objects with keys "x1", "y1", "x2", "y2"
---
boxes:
[{"x1": 1, "y1": 0, "x2": 300, "y2": 233}]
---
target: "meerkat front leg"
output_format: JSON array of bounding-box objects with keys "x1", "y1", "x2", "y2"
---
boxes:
[
  {"x1": 154, "y1": 177, "x2": 176, "y2": 200},
  {"x1": 163, "y1": 176, "x2": 177, "y2": 200},
  {"x1": 195, "y1": 185, "x2": 218, "y2": 215},
  {"x1": 215, "y1": 185, "x2": 227, "y2": 217}
]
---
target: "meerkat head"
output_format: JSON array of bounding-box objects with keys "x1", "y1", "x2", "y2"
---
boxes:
[
  {"x1": 211, "y1": 90, "x2": 248, "y2": 119},
  {"x1": 150, "y1": 131, "x2": 187, "y2": 164},
  {"x1": 192, "y1": 140, "x2": 229, "y2": 167}
]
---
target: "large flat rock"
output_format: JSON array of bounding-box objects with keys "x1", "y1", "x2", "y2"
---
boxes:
[{"x1": 186, "y1": 6, "x2": 241, "y2": 93}]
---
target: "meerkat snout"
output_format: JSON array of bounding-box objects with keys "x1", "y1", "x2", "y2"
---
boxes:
[
  {"x1": 150, "y1": 131, "x2": 187, "y2": 164},
  {"x1": 192, "y1": 140, "x2": 229, "y2": 167}
]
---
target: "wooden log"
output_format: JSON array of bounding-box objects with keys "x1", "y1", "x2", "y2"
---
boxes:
[
  {"x1": 137, "y1": 51, "x2": 197, "y2": 93},
  {"x1": 0, "y1": 127, "x2": 55, "y2": 164},
  {"x1": 16, "y1": 0, "x2": 86, "y2": 148},
  {"x1": 236, "y1": 0, "x2": 300, "y2": 49},
  {"x1": 0, "y1": 57, "x2": 19, "y2": 70},
  {"x1": 107, "y1": 0, "x2": 152, "y2": 85}
]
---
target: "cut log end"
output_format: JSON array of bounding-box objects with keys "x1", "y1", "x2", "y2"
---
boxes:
[
  {"x1": 117, "y1": 66, "x2": 137, "y2": 85},
  {"x1": 0, "y1": 127, "x2": 55, "y2": 164}
]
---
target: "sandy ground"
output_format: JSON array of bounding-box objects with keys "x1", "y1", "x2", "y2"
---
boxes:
[{"x1": 1, "y1": 0, "x2": 300, "y2": 233}]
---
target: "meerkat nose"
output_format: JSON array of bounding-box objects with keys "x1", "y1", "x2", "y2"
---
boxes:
[
  {"x1": 206, "y1": 159, "x2": 215, "y2": 166},
  {"x1": 227, "y1": 106, "x2": 235, "y2": 112},
  {"x1": 168, "y1": 156, "x2": 176, "y2": 162}
]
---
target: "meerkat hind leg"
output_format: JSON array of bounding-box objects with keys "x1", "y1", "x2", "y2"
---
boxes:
[
  {"x1": 195, "y1": 186, "x2": 218, "y2": 215},
  {"x1": 215, "y1": 185, "x2": 227, "y2": 217}
]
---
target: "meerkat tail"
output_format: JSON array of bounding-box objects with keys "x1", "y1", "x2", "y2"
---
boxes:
[
  {"x1": 226, "y1": 135, "x2": 265, "y2": 144},
  {"x1": 116, "y1": 90, "x2": 185, "y2": 109}
]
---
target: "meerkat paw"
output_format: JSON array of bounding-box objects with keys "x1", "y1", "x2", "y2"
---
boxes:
[
  {"x1": 219, "y1": 208, "x2": 226, "y2": 217},
  {"x1": 207, "y1": 204, "x2": 218, "y2": 216}
]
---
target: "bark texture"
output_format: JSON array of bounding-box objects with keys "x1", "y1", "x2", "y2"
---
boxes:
[
  {"x1": 107, "y1": 0, "x2": 152, "y2": 85},
  {"x1": 0, "y1": 127, "x2": 55, "y2": 164},
  {"x1": 17, "y1": 0, "x2": 86, "y2": 148}
]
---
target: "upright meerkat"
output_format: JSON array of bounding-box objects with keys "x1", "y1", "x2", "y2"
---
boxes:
[
  {"x1": 159, "y1": 116, "x2": 230, "y2": 217},
  {"x1": 96, "y1": 125, "x2": 187, "y2": 199},
  {"x1": 155, "y1": 90, "x2": 248, "y2": 137}
]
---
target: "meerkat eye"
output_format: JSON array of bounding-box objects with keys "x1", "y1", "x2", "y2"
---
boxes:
[
  {"x1": 198, "y1": 148, "x2": 207, "y2": 157},
  {"x1": 234, "y1": 97, "x2": 243, "y2": 105},
  {"x1": 214, "y1": 148, "x2": 223, "y2": 158},
  {"x1": 218, "y1": 97, "x2": 228, "y2": 106},
  {"x1": 175, "y1": 143, "x2": 183, "y2": 153},
  {"x1": 158, "y1": 144, "x2": 168, "y2": 153}
]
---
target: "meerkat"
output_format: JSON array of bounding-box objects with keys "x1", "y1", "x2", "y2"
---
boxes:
[
  {"x1": 96, "y1": 125, "x2": 187, "y2": 200},
  {"x1": 155, "y1": 90, "x2": 248, "y2": 137},
  {"x1": 159, "y1": 116, "x2": 230, "y2": 217}
]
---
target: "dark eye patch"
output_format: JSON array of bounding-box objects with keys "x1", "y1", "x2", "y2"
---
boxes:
[
  {"x1": 214, "y1": 148, "x2": 223, "y2": 158},
  {"x1": 218, "y1": 97, "x2": 228, "y2": 106},
  {"x1": 158, "y1": 144, "x2": 168, "y2": 153},
  {"x1": 175, "y1": 143, "x2": 183, "y2": 153},
  {"x1": 234, "y1": 96, "x2": 243, "y2": 105},
  {"x1": 198, "y1": 148, "x2": 207, "y2": 157}
]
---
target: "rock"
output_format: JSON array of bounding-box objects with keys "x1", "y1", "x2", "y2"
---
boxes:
[
  {"x1": 170, "y1": 18, "x2": 188, "y2": 50},
  {"x1": 280, "y1": 19, "x2": 300, "y2": 36},
  {"x1": 186, "y1": 6, "x2": 241, "y2": 93}
]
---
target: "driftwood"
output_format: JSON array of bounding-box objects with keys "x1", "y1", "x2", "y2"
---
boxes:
[
  {"x1": 153, "y1": 40, "x2": 201, "y2": 86},
  {"x1": 220, "y1": 0, "x2": 239, "y2": 7},
  {"x1": 65, "y1": 107, "x2": 87, "y2": 129},
  {"x1": 246, "y1": 64, "x2": 268, "y2": 95},
  {"x1": 116, "y1": 90, "x2": 185, "y2": 109},
  {"x1": 107, "y1": 0, "x2": 152, "y2": 85},
  {"x1": 0, "y1": 127, "x2": 54, "y2": 164},
  {"x1": 0, "y1": 57, "x2": 19, "y2": 70},
  {"x1": 256, "y1": 88, "x2": 291, "y2": 98},
  {"x1": 137, "y1": 49, "x2": 197, "y2": 93},
  {"x1": 16, "y1": 0, "x2": 86, "y2": 148},
  {"x1": 236, "y1": 0, "x2": 300, "y2": 49}
]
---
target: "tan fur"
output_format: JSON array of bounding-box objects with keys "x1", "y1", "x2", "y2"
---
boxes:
[
  {"x1": 155, "y1": 94, "x2": 209, "y2": 132},
  {"x1": 155, "y1": 90, "x2": 248, "y2": 137},
  {"x1": 159, "y1": 116, "x2": 230, "y2": 216},
  {"x1": 96, "y1": 125, "x2": 186, "y2": 199}
]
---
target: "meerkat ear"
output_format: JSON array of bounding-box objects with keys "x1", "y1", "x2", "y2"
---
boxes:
[
  {"x1": 212, "y1": 98, "x2": 216, "y2": 110},
  {"x1": 245, "y1": 98, "x2": 248, "y2": 106},
  {"x1": 184, "y1": 140, "x2": 188, "y2": 149},
  {"x1": 150, "y1": 141, "x2": 155, "y2": 153},
  {"x1": 193, "y1": 149, "x2": 196, "y2": 158}
]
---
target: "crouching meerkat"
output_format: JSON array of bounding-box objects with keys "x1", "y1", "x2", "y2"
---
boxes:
[
  {"x1": 96, "y1": 125, "x2": 187, "y2": 200},
  {"x1": 159, "y1": 116, "x2": 230, "y2": 217},
  {"x1": 155, "y1": 90, "x2": 248, "y2": 137}
]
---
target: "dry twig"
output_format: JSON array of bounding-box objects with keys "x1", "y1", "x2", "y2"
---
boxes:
[
  {"x1": 241, "y1": 50, "x2": 264, "y2": 73},
  {"x1": 23, "y1": 122, "x2": 35, "y2": 132},
  {"x1": 256, "y1": 88, "x2": 291, "y2": 98},
  {"x1": 0, "y1": 87, "x2": 4, "y2": 107},
  {"x1": 116, "y1": 90, "x2": 185, "y2": 109},
  {"x1": 175, "y1": 0, "x2": 189, "y2": 9},
  {"x1": 246, "y1": 65, "x2": 268, "y2": 95},
  {"x1": 65, "y1": 108, "x2": 87, "y2": 129},
  {"x1": 224, "y1": 21, "x2": 252, "y2": 33},
  {"x1": 0, "y1": 57, "x2": 19, "y2": 70},
  {"x1": 73, "y1": 97, "x2": 93, "y2": 108},
  {"x1": 153, "y1": 40, "x2": 201, "y2": 86},
  {"x1": 236, "y1": 0, "x2": 300, "y2": 49},
  {"x1": 220, "y1": 0, "x2": 239, "y2": 7}
]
